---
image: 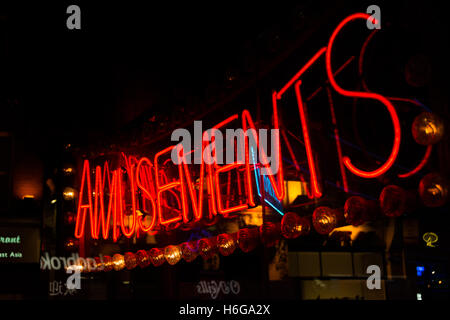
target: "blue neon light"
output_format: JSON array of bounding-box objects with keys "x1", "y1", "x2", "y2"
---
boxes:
[
  {"x1": 250, "y1": 147, "x2": 284, "y2": 216},
  {"x1": 417, "y1": 266, "x2": 425, "y2": 277}
]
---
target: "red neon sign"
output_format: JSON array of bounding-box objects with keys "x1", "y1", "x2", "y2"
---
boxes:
[
  {"x1": 325, "y1": 13, "x2": 401, "y2": 178},
  {"x1": 75, "y1": 12, "x2": 427, "y2": 242}
]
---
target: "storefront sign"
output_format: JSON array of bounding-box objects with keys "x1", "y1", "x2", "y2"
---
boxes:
[
  {"x1": 0, "y1": 226, "x2": 40, "y2": 264},
  {"x1": 74, "y1": 13, "x2": 426, "y2": 242}
]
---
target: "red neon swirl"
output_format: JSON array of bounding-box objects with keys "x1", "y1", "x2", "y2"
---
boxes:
[
  {"x1": 357, "y1": 29, "x2": 431, "y2": 180},
  {"x1": 398, "y1": 145, "x2": 432, "y2": 178},
  {"x1": 325, "y1": 13, "x2": 401, "y2": 178}
]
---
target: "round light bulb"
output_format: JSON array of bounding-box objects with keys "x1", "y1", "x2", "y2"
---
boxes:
[
  {"x1": 281, "y1": 212, "x2": 310, "y2": 239},
  {"x1": 198, "y1": 238, "x2": 217, "y2": 260},
  {"x1": 148, "y1": 248, "x2": 165, "y2": 267},
  {"x1": 412, "y1": 112, "x2": 444, "y2": 145},
  {"x1": 238, "y1": 228, "x2": 259, "y2": 253},
  {"x1": 180, "y1": 242, "x2": 198, "y2": 262},
  {"x1": 379, "y1": 185, "x2": 406, "y2": 217},
  {"x1": 419, "y1": 173, "x2": 448, "y2": 207},
  {"x1": 344, "y1": 196, "x2": 368, "y2": 226},
  {"x1": 124, "y1": 252, "x2": 137, "y2": 270},
  {"x1": 112, "y1": 254, "x2": 125, "y2": 271},
  {"x1": 312, "y1": 207, "x2": 338, "y2": 235},
  {"x1": 164, "y1": 245, "x2": 182, "y2": 265},
  {"x1": 217, "y1": 233, "x2": 237, "y2": 256},
  {"x1": 135, "y1": 250, "x2": 151, "y2": 268},
  {"x1": 259, "y1": 222, "x2": 281, "y2": 247}
]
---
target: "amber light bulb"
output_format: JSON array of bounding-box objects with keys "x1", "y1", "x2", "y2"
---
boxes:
[
  {"x1": 259, "y1": 222, "x2": 281, "y2": 247},
  {"x1": 419, "y1": 173, "x2": 448, "y2": 207},
  {"x1": 93, "y1": 257, "x2": 104, "y2": 272},
  {"x1": 344, "y1": 196, "x2": 369, "y2": 226},
  {"x1": 164, "y1": 245, "x2": 182, "y2": 265},
  {"x1": 238, "y1": 228, "x2": 259, "y2": 253},
  {"x1": 135, "y1": 250, "x2": 151, "y2": 268},
  {"x1": 101, "y1": 255, "x2": 113, "y2": 272},
  {"x1": 124, "y1": 252, "x2": 137, "y2": 270},
  {"x1": 112, "y1": 254, "x2": 125, "y2": 271},
  {"x1": 180, "y1": 242, "x2": 198, "y2": 262},
  {"x1": 62, "y1": 164, "x2": 75, "y2": 175},
  {"x1": 312, "y1": 207, "x2": 339, "y2": 235},
  {"x1": 379, "y1": 185, "x2": 407, "y2": 217},
  {"x1": 217, "y1": 233, "x2": 237, "y2": 256},
  {"x1": 148, "y1": 248, "x2": 165, "y2": 267},
  {"x1": 63, "y1": 187, "x2": 77, "y2": 201},
  {"x1": 412, "y1": 112, "x2": 444, "y2": 145},
  {"x1": 64, "y1": 237, "x2": 79, "y2": 251},
  {"x1": 281, "y1": 212, "x2": 310, "y2": 239},
  {"x1": 198, "y1": 238, "x2": 217, "y2": 260}
]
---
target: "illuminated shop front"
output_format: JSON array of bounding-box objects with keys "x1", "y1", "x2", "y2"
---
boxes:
[{"x1": 33, "y1": 9, "x2": 449, "y2": 301}]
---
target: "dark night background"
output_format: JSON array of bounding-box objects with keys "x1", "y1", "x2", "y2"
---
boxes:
[{"x1": 0, "y1": 1, "x2": 446, "y2": 151}]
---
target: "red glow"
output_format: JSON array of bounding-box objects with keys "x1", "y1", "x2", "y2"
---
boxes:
[
  {"x1": 74, "y1": 12, "x2": 418, "y2": 243},
  {"x1": 178, "y1": 149, "x2": 205, "y2": 222},
  {"x1": 75, "y1": 160, "x2": 120, "y2": 241},
  {"x1": 93, "y1": 166, "x2": 112, "y2": 239},
  {"x1": 75, "y1": 160, "x2": 93, "y2": 239},
  {"x1": 325, "y1": 13, "x2": 401, "y2": 178},
  {"x1": 398, "y1": 145, "x2": 432, "y2": 178},
  {"x1": 294, "y1": 81, "x2": 322, "y2": 198},
  {"x1": 215, "y1": 163, "x2": 249, "y2": 216},
  {"x1": 277, "y1": 47, "x2": 326, "y2": 99},
  {"x1": 118, "y1": 164, "x2": 137, "y2": 238},
  {"x1": 209, "y1": 115, "x2": 250, "y2": 216},
  {"x1": 357, "y1": 29, "x2": 430, "y2": 180},
  {"x1": 154, "y1": 146, "x2": 184, "y2": 226},
  {"x1": 136, "y1": 157, "x2": 157, "y2": 231}
]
